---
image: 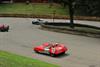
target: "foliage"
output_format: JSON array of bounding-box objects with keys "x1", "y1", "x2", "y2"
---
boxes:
[
  {"x1": 75, "y1": 0, "x2": 100, "y2": 16},
  {"x1": 58, "y1": 0, "x2": 100, "y2": 16}
]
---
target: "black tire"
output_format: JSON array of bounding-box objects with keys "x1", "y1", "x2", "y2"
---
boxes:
[
  {"x1": 61, "y1": 52, "x2": 65, "y2": 54},
  {"x1": 1, "y1": 29, "x2": 4, "y2": 32},
  {"x1": 34, "y1": 50, "x2": 39, "y2": 53},
  {"x1": 50, "y1": 53, "x2": 55, "y2": 57},
  {"x1": 6, "y1": 29, "x2": 9, "y2": 32},
  {"x1": 32, "y1": 21, "x2": 35, "y2": 24}
]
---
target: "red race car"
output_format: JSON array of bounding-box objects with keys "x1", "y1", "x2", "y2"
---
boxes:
[
  {"x1": 0, "y1": 24, "x2": 9, "y2": 32},
  {"x1": 33, "y1": 42, "x2": 68, "y2": 57}
]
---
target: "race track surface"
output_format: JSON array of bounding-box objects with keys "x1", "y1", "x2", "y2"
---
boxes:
[{"x1": 0, "y1": 17, "x2": 100, "y2": 67}]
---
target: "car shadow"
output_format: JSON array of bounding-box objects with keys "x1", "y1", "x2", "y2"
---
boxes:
[
  {"x1": 56, "y1": 53, "x2": 70, "y2": 58},
  {"x1": 33, "y1": 51, "x2": 70, "y2": 58}
]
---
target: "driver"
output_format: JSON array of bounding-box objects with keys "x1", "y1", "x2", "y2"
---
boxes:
[
  {"x1": 55, "y1": 43, "x2": 59, "y2": 46},
  {"x1": 44, "y1": 43, "x2": 52, "y2": 51}
]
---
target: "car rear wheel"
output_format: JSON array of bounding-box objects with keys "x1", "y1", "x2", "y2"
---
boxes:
[
  {"x1": 50, "y1": 53, "x2": 56, "y2": 57},
  {"x1": 1, "y1": 29, "x2": 4, "y2": 32},
  {"x1": 6, "y1": 29, "x2": 8, "y2": 32}
]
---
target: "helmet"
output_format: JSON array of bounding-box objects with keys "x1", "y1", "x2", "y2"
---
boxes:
[
  {"x1": 55, "y1": 43, "x2": 59, "y2": 46},
  {"x1": 55, "y1": 43, "x2": 58, "y2": 45}
]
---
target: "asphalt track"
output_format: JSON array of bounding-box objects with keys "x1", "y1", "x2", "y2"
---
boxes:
[{"x1": 0, "y1": 17, "x2": 100, "y2": 67}]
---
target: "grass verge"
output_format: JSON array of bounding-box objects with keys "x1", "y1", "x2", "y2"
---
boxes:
[
  {"x1": 0, "y1": 3, "x2": 68, "y2": 16},
  {"x1": 0, "y1": 50, "x2": 59, "y2": 67}
]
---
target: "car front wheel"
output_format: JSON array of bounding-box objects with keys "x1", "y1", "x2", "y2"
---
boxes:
[
  {"x1": 61, "y1": 52, "x2": 65, "y2": 54},
  {"x1": 34, "y1": 50, "x2": 39, "y2": 53}
]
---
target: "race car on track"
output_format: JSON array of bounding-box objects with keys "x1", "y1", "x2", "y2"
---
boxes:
[
  {"x1": 33, "y1": 42, "x2": 68, "y2": 57},
  {"x1": 32, "y1": 19, "x2": 48, "y2": 25},
  {"x1": 0, "y1": 24, "x2": 9, "y2": 32}
]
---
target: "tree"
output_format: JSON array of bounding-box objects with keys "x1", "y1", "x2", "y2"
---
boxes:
[
  {"x1": 75, "y1": 0, "x2": 100, "y2": 16},
  {"x1": 50, "y1": 0, "x2": 75, "y2": 28},
  {"x1": 68, "y1": 0, "x2": 75, "y2": 28},
  {"x1": 48, "y1": 0, "x2": 53, "y2": 8}
]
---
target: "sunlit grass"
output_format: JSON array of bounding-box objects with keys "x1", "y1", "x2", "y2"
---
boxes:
[
  {"x1": 0, "y1": 50, "x2": 59, "y2": 67},
  {"x1": 0, "y1": 3, "x2": 68, "y2": 16}
]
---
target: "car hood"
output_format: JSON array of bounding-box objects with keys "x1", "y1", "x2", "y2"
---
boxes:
[{"x1": 0, "y1": 24, "x2": 4, "y2": 27}]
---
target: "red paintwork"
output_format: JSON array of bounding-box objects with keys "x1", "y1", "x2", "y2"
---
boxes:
[
  {"x1": 0, "y1": 24, "x2": 9, "y2": 31},
  {"x1": 0, "y1": 24, "x2": 4, "y2": 28},
  {"x1": 34, "y1": 42, "x2": 68, "y2": 56}
]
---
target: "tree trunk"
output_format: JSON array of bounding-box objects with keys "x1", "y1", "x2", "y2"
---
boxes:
[{"x1": 68, "y1": 0, "x2": 74, "y2": 28}]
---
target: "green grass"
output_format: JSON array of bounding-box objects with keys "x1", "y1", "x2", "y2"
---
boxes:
[
  {"x1": 0, "y1": 3, "x2": 68, "y2": 16},
  {"x1": 0, "y1": 50, "x2": 59, "y2": 67}
]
